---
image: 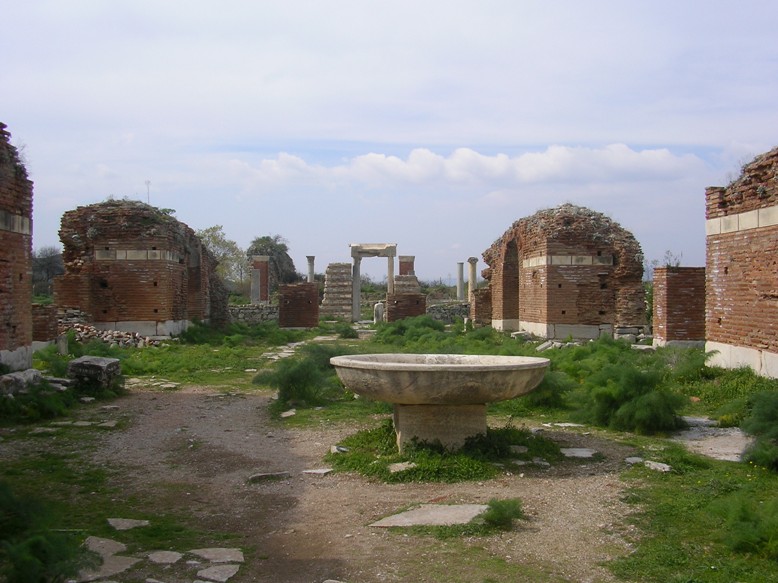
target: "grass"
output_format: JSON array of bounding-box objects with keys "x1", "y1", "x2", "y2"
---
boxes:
[
  {"x1": 611, "y1": 446, "x2": 778, "y2": 582},
  {"x1": 13, "y1": 316, "x2": 778, "y2": 581},
  {"x1": 325, "y1": 420, "x2": 562, "y2": 483}
]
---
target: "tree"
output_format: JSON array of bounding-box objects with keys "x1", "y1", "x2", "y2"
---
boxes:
[
  {"x1": 246, "y1": 234, "x2": 298, "y2": 292},
  {"x1": 31, "y1": 246, "x2": 64, "y2": 296},
  {"x1": 196, "y1": 226, "x2": 247, "y2": 288}
]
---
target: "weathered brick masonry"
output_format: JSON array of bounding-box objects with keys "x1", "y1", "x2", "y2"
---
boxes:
[
  {"x1": 54, "y1": 200, "x2": 228, "y2": 336},
  {"x1": 278, "y1": 283, "x2": 319, "y2": 328},
  {"x1": 482, "y1": 204, "x2": 645, "y2": 339},
  {"x1": 705, "y1": 146, "x2": 778, "y2": 377},
  {"x1": 386, "y1": 293, "x2": 426, "y2": 322},
  {"x1": 0, "y1": 122, "x2": 33, "y2": 370},
  {"x1": 31, "y1": 304, "x2": 58, "y2": 343},
  {"x1": 653, "y1": 267, "x2": 705, "y2": 346}
]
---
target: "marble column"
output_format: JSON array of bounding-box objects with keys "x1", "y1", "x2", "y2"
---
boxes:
[
  {"x1": 306, "y1": 256, "x2": 315, "y2": 283},
  {"x1": 456, "y1": 262, "x2": 465, "y2": 301},
  {"x1": 467, "y1": 257, "x2": 478, "y2": 300},
  {"x1": 352, "y1": 256, "x2": 362, "y2": 322}
]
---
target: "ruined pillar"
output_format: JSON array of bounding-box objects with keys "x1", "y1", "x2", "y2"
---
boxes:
[
  {"x1": 250, "y1": 255, "x2": 270, "y2": 303},
  {"x1": 467, "y1": 257, "x2": 478, "y2": 300},
  {"x1": 456, "y1": 262, "x2": 465, "y2": 301},
  {"x1": 306, "y1": 255, "x2": 315, "y2": 283},
  {"x1": 399, "y1": 256, "x2": 415, "y2": 276},
  {"x1": 352, "y1": 256, "x2": 362, "y2": 322},
  {"x1": 387, "y1": 255, "x2": 395, "y2": 295}
]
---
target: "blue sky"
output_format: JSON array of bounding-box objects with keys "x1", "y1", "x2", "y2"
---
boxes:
[{"x1": 3, "y1": 1, "x2": 777, "y2": 281}]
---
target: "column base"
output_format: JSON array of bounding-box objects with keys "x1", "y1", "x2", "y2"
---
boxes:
[{"x1": 393, "y1": 403, "x2": 487, "y2": 452}]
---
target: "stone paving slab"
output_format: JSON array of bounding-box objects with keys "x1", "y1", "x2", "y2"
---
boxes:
[
  {"x1": 148, "y1": 550, "x2": 183, "y2": 564},
  {"x1": 108, "y1": 517, "x2": 150, "y2": 530},
  {"x1": 370, "y1": 504, "x2": 488, "y2": 528},
  {"x1": 560, "y1": 447, "x2": 598, "y2": 458},
  {"x1": 190, "y1": 548, "x2": 244, "y2": 563},
  {"x1": 197, "y1": 564, "x2": 241, "y2": 582}
]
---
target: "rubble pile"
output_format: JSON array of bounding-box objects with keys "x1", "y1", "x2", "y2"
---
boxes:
[{"x1": 59, "y1": 323, "x2": 161, "y2": 348}]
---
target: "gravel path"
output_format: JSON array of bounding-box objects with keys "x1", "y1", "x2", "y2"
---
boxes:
[{"x1": 78, "y1": 385, "x2": 640, "y2": 582}]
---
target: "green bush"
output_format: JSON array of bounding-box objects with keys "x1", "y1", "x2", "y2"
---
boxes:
[
  {"x1": 741, "y1": 390, "x2": 778, "y2": 471},
  {"x1": 0, "y1": 482, "x2": 94, "y2": 582},
  {"x1": 253, "y1": 342, "x2": 354, "y2": 409},
  {"x1": 0, "y1": 383, "x2": 76, "y2": 423},
  {"x1": 480, "y1": 498, "x2": 524, "y2": 530},
  {"x1": 570, "y1": 360, "x2": 687, "y2": 434},
  {"x1": 717, "y1": 492, "x2": 778, "y2": 559}
]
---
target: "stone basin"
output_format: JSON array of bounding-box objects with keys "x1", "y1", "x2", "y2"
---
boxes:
[{"x1": 330, "y1": 354, "x2": 549, "y2": 451}]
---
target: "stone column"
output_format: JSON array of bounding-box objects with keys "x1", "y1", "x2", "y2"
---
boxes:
[
  {"x1": 306, "y1": 256, "x2": 315, "y2": 283},
  {"x1": 387, "y1": 255, "x2": 395, "y2": 295},
  {"x1": 352, "y1": 256, "x2": 362, "y2": 322},
  {"x1": 456, "y1": 262, "x2": 465, "y2": 301},
  {"x1": 467, "y1": 257, "x2": 478, "y2": 300}
]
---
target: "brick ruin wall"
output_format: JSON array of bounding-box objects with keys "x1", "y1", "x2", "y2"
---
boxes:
[
  {"x1": 386, "y1": 293, "x2": 426, "y2": 322},
  {"x1": 483, "y1": 204, "x2": 645, "y2": 338},
  {"x1": 652, "y1": 267, "x2": 706, "y2": 346},
  {"x1": 705, "y1": 146, "x2": 778, "y2": 377},
  {"x1": 470, "y1": 287, "x2": 493, "y2": 327},
  {"x1": 278, "y1": 283, "x2": 319, "y2": 328},
  {"x1": 54, "y1": 200, "x2": 227, "y2": 336},
  {"x1": 31, "y1": 304, "x2": 58, "y2": 342},
  {"x1": 0, "y1": 122, "x2": 34, "y2": 370}
]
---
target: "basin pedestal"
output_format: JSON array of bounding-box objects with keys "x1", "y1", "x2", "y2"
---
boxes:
[{"x1": 393, "y1": 403, "x2": 486, "y2": 452}]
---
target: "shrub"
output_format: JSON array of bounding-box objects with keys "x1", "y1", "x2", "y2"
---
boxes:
[
  {"x1": 479, "y1": 498, "x2": 524, "y2": 530},
  {"x1": 254, "y1": 343, "x2": 354, "y2": 409},
  {"x1": 570, "y1": 362, "x2": 687, "y2": 434},
  {"x1": 741, "y1": 390, "x2": 778, "y2": 471},
  {"x1": 0, "y1": 482, "x2": 94, "y2": 582},
  {"x1": 717, "y1": 492, "x2": 778, "y2": 559}
]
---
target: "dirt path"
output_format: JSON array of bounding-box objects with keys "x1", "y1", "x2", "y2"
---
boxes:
[{"x1": 74, "y1": 385, "x2": 640, "y2": 582}]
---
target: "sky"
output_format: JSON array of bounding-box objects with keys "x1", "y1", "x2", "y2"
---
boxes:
[{"x1": 3, "y1": 1, "x2": 778, "y2": 282}]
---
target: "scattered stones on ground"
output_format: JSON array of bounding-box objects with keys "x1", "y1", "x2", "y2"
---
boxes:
[
  {"x1": 644, "y1": 460, "x2": 673, "y2": 472},
  {"x1": 108, "y1": 518, "x2": 150, "y2": 531},
  {"x1": 189, "y1": 548, "x2": 244, "y2": 563},
  {"x1": 280, "y1": 409, "x2": 296, "y2": 418},
  {"x1": 388, "y1": 461, "x2": 417, "y2": 474},
  {"x1": 247, "y1": 471, "x2": 292, "y2": 483},
  {"x1": 303, "y1": 468, "x2": 333, "y2": 476},
  {"x1": 370, "y1": 504, "x2": 489, "y2": 528},
  {"x1": 561, "y1": 448, "x2": 598, "y2": 458}
]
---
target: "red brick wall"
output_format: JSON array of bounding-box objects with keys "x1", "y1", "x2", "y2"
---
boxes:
[
  {"x1": 386, "y1": 293, "x2": 426, "y2": 322},
  {"x1": 706, "y1": 147, "x2": 778, "y2": 354},
  {"x1": 251, "y1": 256, "x2": 270, "y2": 302},
  {"x1": 31, "y1": 304, "x2": 58, "y2": 342},
  {"x1": 278, "y1": 283, "x2": 319, "y2": 328},
  {"x1": 398, "y1": 256, "x2": 415, "y2": 276},
  {"x1": 483, "y1": 204, "x2": 645, "y2": 331},
  {"x1": 653, "y1": 267, "x2": 706, "y2": 343},
  {"x1": 470, "y1": 287, "x2": 492, "y2": 326},
  {"x1": 0, "y1": 122, "x2": 33, "y2": 362},
  {"x1": 54, "y1": 200, "x2": 224, "y2": 329}
]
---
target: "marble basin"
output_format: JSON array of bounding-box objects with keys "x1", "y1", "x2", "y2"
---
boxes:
[{"x1": 330, "y1": 353, "x2": 549, "y2": 451}]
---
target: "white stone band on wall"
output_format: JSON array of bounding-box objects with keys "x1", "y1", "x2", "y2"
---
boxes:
[
  {"x1": 706, "y1": 203, "x2": 778, "y2": 236},
  {"x1": 0, "y1": 209, "x2": 31, "y2": 235},
  {"x1": 94, "y1": 249, "x2": 183, "y2": 262},
  {"x1": 522, "y1": 255, "x2": 613, "y2": 268}
]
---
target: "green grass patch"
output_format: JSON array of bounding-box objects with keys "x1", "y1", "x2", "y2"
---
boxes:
[
  {"x1": 610, "y1": 445, "x2": 778, "y2": 582},
  {"x1": 325, "y1": 420, "x2": 561, "y2": 483}
]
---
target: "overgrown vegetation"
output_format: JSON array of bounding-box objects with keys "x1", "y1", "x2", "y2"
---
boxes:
[
  {"x1": 8, "y1": 313, "x2": 778, "y2": 581},
  {"x1": 0, "y1": 482, "x2": 94, "y2": 583}
]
